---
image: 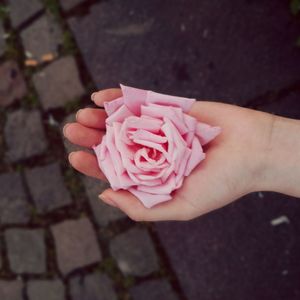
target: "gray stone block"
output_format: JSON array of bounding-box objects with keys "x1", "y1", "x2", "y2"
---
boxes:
[
  {"x1": 83, "y1": 177, "x2": 125, "y2": 226},
  {"x1": 60, "y1": 0, "x2": 84, "y2": 11},
  {"x1": 0, "y1": 172, "x2": 31, "y2": 224},
  {"x1": 0, "y1": 280, "x2": 23, "y2": 300},
  {"x1": 4, "y1": 109, "x2": 48, "y2": 162},
  {"x1": 21, "y1": 13, "x2": 62, "y2": 62},
  {"x1": 0, "y1": 61, "x2": 27, "y2": 107},
  {"x1": 33, "y1": 56, "x2": 85, "y2": 109},
  {"x1": 27, "y1": 279, "x2": 65, "y2": 300},
  {"x1": 62, "y1": 113, "x2": 84, "y2": 153},
  {"x1": 8, "y1": 0, "x2": 43, "y2": 28},
  {"x1": 25, "y1": 162, "x2": 72, "y2": 214},
  {"x1": 51, "y1": 218, "x2": 102, "y2": 275},
  {"x1": 5, "y1": 228, "x2": 46, "y2": 274},
  {"x1": 70, "y1": 272, "x2": 117, "y2": 300},
  {"x1": 130, "y1": 279, "x2": 179, "y2": 300},
  {"x1": 110, "y1": 227, "x2": 159, "y2": 276},
  {"x1": 0, "y1": 22, "x2": 6, "y2": 56}
]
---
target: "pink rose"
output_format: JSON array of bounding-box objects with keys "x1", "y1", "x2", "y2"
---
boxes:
[{"x1": 93, "y1": 85, "x2": 221, "y2": 208}]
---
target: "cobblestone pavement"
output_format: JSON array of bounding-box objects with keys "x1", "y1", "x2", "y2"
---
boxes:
[{"x1": 0, "y1": 1, "x2": 182, "y2": 299}]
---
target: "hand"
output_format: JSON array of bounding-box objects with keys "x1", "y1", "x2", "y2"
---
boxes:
[{"x1": 63, "y1": 89, "x2": 275, "y2": 221}]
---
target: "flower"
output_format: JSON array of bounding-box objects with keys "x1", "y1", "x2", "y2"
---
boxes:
[{"x1": 93, "y1": 85, "x2": 221, "y2": 208}]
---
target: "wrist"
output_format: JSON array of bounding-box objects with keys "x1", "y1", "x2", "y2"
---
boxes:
[{"x1": 253, "y1": 113, "x2": 300, "y2": 197}]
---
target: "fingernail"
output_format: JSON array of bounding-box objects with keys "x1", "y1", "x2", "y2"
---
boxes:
[
  {"x1": 75, "y1": 109, "x2": 82, "y2": 120},
  {"x1": 68, "y1": 152, "x2": 75, "y2": 161},
  {"x1": 63, "y1": 123, "x2": 70, "y2": 137},
  {"x1": 99, "y1": 193, "x2": 118, "y2": 207},
  {"x1": 91, "y1": 92, "x2": 97, "y2": 102}
]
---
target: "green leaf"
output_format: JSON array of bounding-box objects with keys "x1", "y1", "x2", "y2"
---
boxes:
[{"x1": 290, "y1": 0, "x2": 300, "y2": 15}]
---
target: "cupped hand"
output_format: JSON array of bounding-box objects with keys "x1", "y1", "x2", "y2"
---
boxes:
[{"x1": 63, "y1": 89, "x2": 273, "y2": 221}]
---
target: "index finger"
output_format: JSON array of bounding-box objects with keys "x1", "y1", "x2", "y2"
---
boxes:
[{"x1": 91, "y1": 88, "x2": 122, "y2": 107}]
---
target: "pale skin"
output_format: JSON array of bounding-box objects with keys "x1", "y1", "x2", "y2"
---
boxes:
[{"x1": 63, "y1": 88, "x2": 300, "y2": 222}]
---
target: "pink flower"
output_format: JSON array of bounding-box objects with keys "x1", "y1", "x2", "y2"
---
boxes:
[{"x1": 93, "y1": 85, "x2": 221, "y2": 208}]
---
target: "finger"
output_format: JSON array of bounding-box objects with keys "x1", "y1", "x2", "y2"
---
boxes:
[
  {"x1": 63, "y1": 123, "x2": 104, "y2": 148},
  {"x1": 99, "y1": 189, "x2": 190, "y2": 222},
  {"x1": 69, "y1": 151, "x2": 107, "y2": 181},
  {"x1": 91, "y1": 88, "x2": 122, "y2": 107},
  {"x1": 76, "y1": 108, "x2": 107, "y2": 129}
]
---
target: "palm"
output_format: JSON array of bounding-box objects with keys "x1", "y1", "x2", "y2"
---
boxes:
[{"x1": 64, "y1": 89, "x2": 269, "y2": 221}]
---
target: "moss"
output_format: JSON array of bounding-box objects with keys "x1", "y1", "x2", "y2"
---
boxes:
[
  {"x1": 64, "y1": 167, "x2": 84, "y2": 197},
  {"x1": 122, "y1": 275, "x2": 135, "y2": 289},
  {"x1": 100, "y1": 257, "x2": 119, "y2": 278},
  {"x1": 42, "y1": 0, "x2": 61, "y2": 19},
  {"x1": 4, "y1": 31, "x2": 21, "y2": 60},
  {"x1": 0, "y1": 4, "x2": 9, "y2": 21},
  {"x1": 63, "y1": 30, "x2": 77, "y2": 54},
  {"x1": 22, "y1": 92, "x2": 39, "y2": 109},
  {"x1": 290, "y1": 0, "x2": 300, "y2": 15}
]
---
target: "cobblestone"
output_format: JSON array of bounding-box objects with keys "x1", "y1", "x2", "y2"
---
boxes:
[
  {"x1": 8, "y1": 0, "x2": 43, "y2": 28},
  {"x1": 62, "y1": 113, "x2": 83, "y2": 153},
  {"x1": 0, "y1": 22, "x2": 5, "y2": 57},
  {"x1": 130, "y1": 279, "x2": 179, "y2": 300},
  {"x1": 83, "y1": 177, "x2": 125, "y2": 226},
  {"x1": 51, "y1": 218, "x2": 102, "y2": 275},
  {"x1": 0, "y1": 172, "x2": 31, "y2": 225},
  {"x1": 110, "y1": 227, "x2": 159, "y2": 276},
  {"x1": 25, "y1": 162, "x2": 72, "y2": 214},
  {"x1": 4, "y1": 109, "x2": 48, "y2": 162},
  {"x1": 70, "y1": 272, "x2": 117, "y2": 300},
  {"x1": 5, "y1": 229, "x2": 46, "y2": 274},
  {"x1": 60, "y1": 0, "x2": 84, "y2": 11},
  {"x1": 0, "y1": 61, "x2": 27, "y2": 107},
  {"x1": 27, "y1": 279, "x2": 65, "y2": 300},
  {"x1": 33, "y1": 56, "x2": 85, "y2": 109},
  {"x1": 21, "y1": 14, "x2": 63, "y2": 62},
  {"x1": 0, "y1": 280, "x2": 23, "y2": 300}
]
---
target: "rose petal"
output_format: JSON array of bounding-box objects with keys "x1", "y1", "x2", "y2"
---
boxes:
[
  {"x1": 183, "y1": 113, "x2": 197, "y2": 131},
  {"x1": 93, "y1": 135, "x2": 107, "y2": 161},
  {"x1": 106, "y1": 125, "x2": 124, "y2": 176},
  {"x1": 104, "y1": 97, "x2": 124, "y2": 116},
  {"x1": 121, "y1": 84, "x2": 147, "y2": 115},
  {"x1": 127, "y1": 171, "x2": 162, "y2": 186},
  {"x1": 185, "y1": 138, "x2": 206, "y2": 176},
  {"x1": 133, "y1": 139, "x2": 170, "y2": 161},
  {"x1": 106, "y1": 104, "x2": 134, "y2": 125},
  {"x1": 176, "y1": 148, "x2": 191, "y2": 184},
  {"x1": 113, "y1": 122, "x2": 135, "y2": 159},
  {"x1": 137, "y1": 173, "x2": 176, "y2": 195},
  {"x1": 161, "y1": 122, "x2": 174, "y2": 159},
  {"x1": 134, "y1": 148, "x2": 168, "y2": 171},
  {"x1": 184, "y1": 131, "x2": 195, "y2": 147},
  {"x1": 136, "y1": 167, "x2": 167, "y2": 181},
  {"x1": 196, "y1": 122, "x2": 222, "y2": 145},
  {"x1": 94, "y1": 142, "x2": 120, "y2": 190},
  {"x1": 163, "y1": 117, "x2": 187, "y2": 173},
  {"x1": 131, "y1": 129, "x2": 167, "y2": 144},
  {"x1": 118, "y1": 172, "x2": 134, "y2": 189},
  {"x1": 146, "y1": 91, "x2": 195, "y2": 112},
  {"x1": 141, "y1": 104, "x2": 188, "y2": 135},
  {"x1": 129, "y1": 188, "x2": 172, "y2": 208}
]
